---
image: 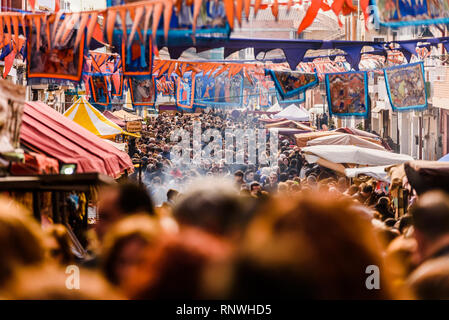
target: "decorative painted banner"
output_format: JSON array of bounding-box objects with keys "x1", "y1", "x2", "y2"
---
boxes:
[
  {"x1": 27, "y1": 19, "x2": 85, "y2": 82},
  {"x1": 276, "y1": 90, "x2": 305, "y2": 106},
  {"x1": 373, "y1": 0, "x2": 449, "y2": 27},
  {"x1": 384, "y1": 62, "x2": 427, "y2": 111},
  {"x1": 194, "y1": 72, "x2": 244, "y2": 108},
  {"x1": 89, "y1": 76, "x2": 110, "y2": 106},
  {"x1": 266, "y1": 69, "x2": 318, "y2": 98},
  {"x1": 128, "y1": 76, "x2": 156, "y2": 107},
  {"x1": 113, "y1": 31, "x2": 153, "y2": 76},
  {"x1": 325, "y1": 71, "x2": 369, "y2": 118},
  {"x1": 156, "y1": 75, "x2": 177, "y2": 97},
  {"x1": 177, "y1": 74, "x2": 195, "y2": 110}
]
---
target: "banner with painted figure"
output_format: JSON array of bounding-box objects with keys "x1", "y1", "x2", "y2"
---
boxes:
[
  {"x1": 384, "y1": 62, "x2": 427, "y2": 111},
  {"x1": 113, "y1": 31, "x2": 153, "y2": 76},
  {"x1": 177, "y1": 74, "x2": 195, "y2": 111},
  {"x1": 89, "y1": 76, "x2": 110, "y2": 106},
  {"x1": 27, "y1": 17, "x2": 85, "y2": 82},
  {"x1": 194, "y1": 72, "x2": 244, "y2": 108},
  {"x1": 258, "y1": 77, "x2": 275, "y2": 109},
  {"x1": 128, "y1": 76, "x2": 156, "y2": 107},
  {"x1": 325, "y1": 71, "x2": 369, "y2": 118},
  {"x1": 156, "y1": 75, "x2": 177, "y2": 97},
  {"x1": 266, "y1": 69, "x2": 318, "y2": 99},
  {"x1": 374, "y1": 0, "x2": 449, "y2": 27}
]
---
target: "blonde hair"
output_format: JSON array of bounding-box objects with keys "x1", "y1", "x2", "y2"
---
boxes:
[{"x1": 0, "y1": 196, "x2": 45, "y2": 286}]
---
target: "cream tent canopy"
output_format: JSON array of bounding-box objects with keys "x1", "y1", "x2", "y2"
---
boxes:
[
  {"x1": 273, "y1": 104, "x2": 310, "y2": 121},
  {"x1": 64, "y1": 97, "x2": 139, "y2": 139},
  {"x1": 112, "y1": 109, "x2": 143, "y2": 121},
  {"x1": 266, "y1": 103, "x2": 282, "y2": 113}
]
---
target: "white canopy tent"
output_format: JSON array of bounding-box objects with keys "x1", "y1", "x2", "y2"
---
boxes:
[
  {"x1": 266, "y1": 103, "x2": 282, "y2": 113},
  {"x1": 345, "y1": 166, "x2": 390, "y2": 182},
  {"x1": 302, "y1": 145, "x2": 413, "y2": 166},
  {"x1": 307, "y1": 134, "x2": 386, "y2": 151},
  {"x1": 273, "y1": 104, "x2": 310, "y2": 121}
]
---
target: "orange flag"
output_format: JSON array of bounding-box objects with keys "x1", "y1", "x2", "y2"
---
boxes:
[{"x1": 297, "y1": 0, "x2": 322, "y2": 35}]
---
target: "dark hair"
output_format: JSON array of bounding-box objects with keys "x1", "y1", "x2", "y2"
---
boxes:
[
  {"x1": 384, "y1": 218, "x2": 397, "y2": 228},
  {"x1": 279, "y1": 173, "x2": 288, "y2": 182},
  {"x1": 234, "y1": 170, "x2": 244, "y2": 178},
  {"x1": 398, "y1": 215, "x2": 413, "y2": 234},
  {"x1": 167, "y1": 189, "x2": 179, "y2": 202},
  {"x1": 411, "y1": 191, "x2": 449, "y2": 240},
  {"x1": 363, "y1": 185, "x2": 374, "y2": 194},
  {"x1": 250, "y1": 182, "x2": 261, "y2": 191},
  {"x1": 117, "y1": 182, "x2": 154, "y2": 216}
]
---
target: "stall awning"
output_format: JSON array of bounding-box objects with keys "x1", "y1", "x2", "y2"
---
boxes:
[
  {"x1": 302, "y1": 145, "x2": 414, "y2": 166},
  {"x1": 20, "y1": 102, "x2": 134, "y2": 178},
  {"x1": 307, "y1": 134, "x2": 386, "y2": 151},
  {"x1": 64, "y1": 98, "x2": 139, "y2": 138},
  {"x1": 103, "y1": 111, "x2": 126, "y2": 128}
]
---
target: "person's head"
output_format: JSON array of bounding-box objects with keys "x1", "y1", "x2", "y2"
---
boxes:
[
  {"x1": 167, "y1": 189, "x2": 179, "y2": 203},
  {"x1": 346, "y1": 185, "x2": 360, "y2": 196},
  {"x1": 408, "y1": 257, "x2": 449, "y2": 299},
  {"x1": 2, "y1": 264, "x2": 123, "y2": 299},
  {"x1": 245, "y1": 171, "x2": 255, "y2": 183},
  {"x1": 384, "y1": 218, "x2": 397, "y2": 228},
  {"x1": 96, "y1": 182, "x2": 155, "y2": 239},
  {"x1": 218, "y1": 193, "x2": 399, "y2": 299},
  {"x1": 337, "y1": 177, "x2": 348, "y2": 192},
  {"x1": 306, "y1": 175, "x2": 317, "y2": 187},
  {"x1": 410, "y1": 191, "x2": 449, "y2": 263},
  {"x1": 234, "y1": 170, "x2": 244, "y2": 184},
  {"x1": 102, "y1": 214, "x2": 162, "y2": 298},
  {"x1": 250, "y1": 182, "x2": 261, "y2": 196},
  {"x1": 137, "y1": 227, "x2": 231, "y2": 299},
  {"x1": 361, "y1": 184, "x2": 374, "y2": 197},
  {"x1": 279, "y1": 173, "x2": 288, "y2": 183},
  {"x1": 173, "y1": 177, "x2": 249, "y2": 237},
  {"x1": 0, "y1": 197, "x2": 45, "y2": 286},
  {"x1": 43, "y1": 224, "x2": 74, "y2": 265}
]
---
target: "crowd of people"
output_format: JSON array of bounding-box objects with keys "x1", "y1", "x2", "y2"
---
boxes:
[{"x1": 2, "y1": 109, "x2": 449, "y2": 299}]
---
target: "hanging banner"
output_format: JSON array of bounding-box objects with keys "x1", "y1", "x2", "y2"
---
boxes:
[
  {"x1": 128, "y1": 76, "x2": 156, "y2": 107},
  {"x1": 0, "y1": 80, "x2": 25, "y2": 153},
  {"x1": 89, "y1": 76, "x2": 110, "y2": 106},
  {"x1": 276, "y1": 90, "x2": 305, "y2": 106},
  {"x1": 325, "y1": 71, "x2": 369, "y2": 118},
  {"x1": 176, "y1": 74, "x2": 195, "y2": 110},
  {"x1": 113, "y1": 31, "x2": 153, "y2": 76},
  {"x1": 265, "y1": 69, "x2": 318, "y2": 98},
  {"x1": 194, "y1": 72, "x2": 244, "y2": 108},
  {"x1": 27, "y1": 18, "x2": 85, "y2": 82},
  {"x1": 156, "y1": 75, "x2": 177, "y2": 97},
  {"x1": 373, "y1": 0, "x2": 449, "y2": 27},
  {"x1": 384, "y1": 62, "x2": 427, "y2": 112}
]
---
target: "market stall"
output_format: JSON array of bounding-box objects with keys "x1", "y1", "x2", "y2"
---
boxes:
[
  {"x1": 307, "y1": 134, "x2": 386, "y2": 151},
  {"x1": 301, "y1": 145, "x2": 413, "y2": 166},
  {"x1": 273, "y1": 104, "x2": 310, "y2": 122},
  {"x1": 64, "y1": 97, "x2": 138, "y2": 139},
  {"x1": 21, "y1": 101, "x2": 134, "y2": 178}
]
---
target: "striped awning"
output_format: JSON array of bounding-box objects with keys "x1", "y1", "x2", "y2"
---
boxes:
[{"x1": 64, "y1": 97, "x2": 138, "y2": 138}]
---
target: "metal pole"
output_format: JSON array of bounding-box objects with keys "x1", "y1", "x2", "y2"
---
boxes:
[{"x1": 397, "y1": 112, "x2": 400, "y2": 153}]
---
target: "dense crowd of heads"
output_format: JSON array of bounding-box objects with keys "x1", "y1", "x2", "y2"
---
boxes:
[{"x1": 2, "y1": 110, "x2": 449, "y2": 299}]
